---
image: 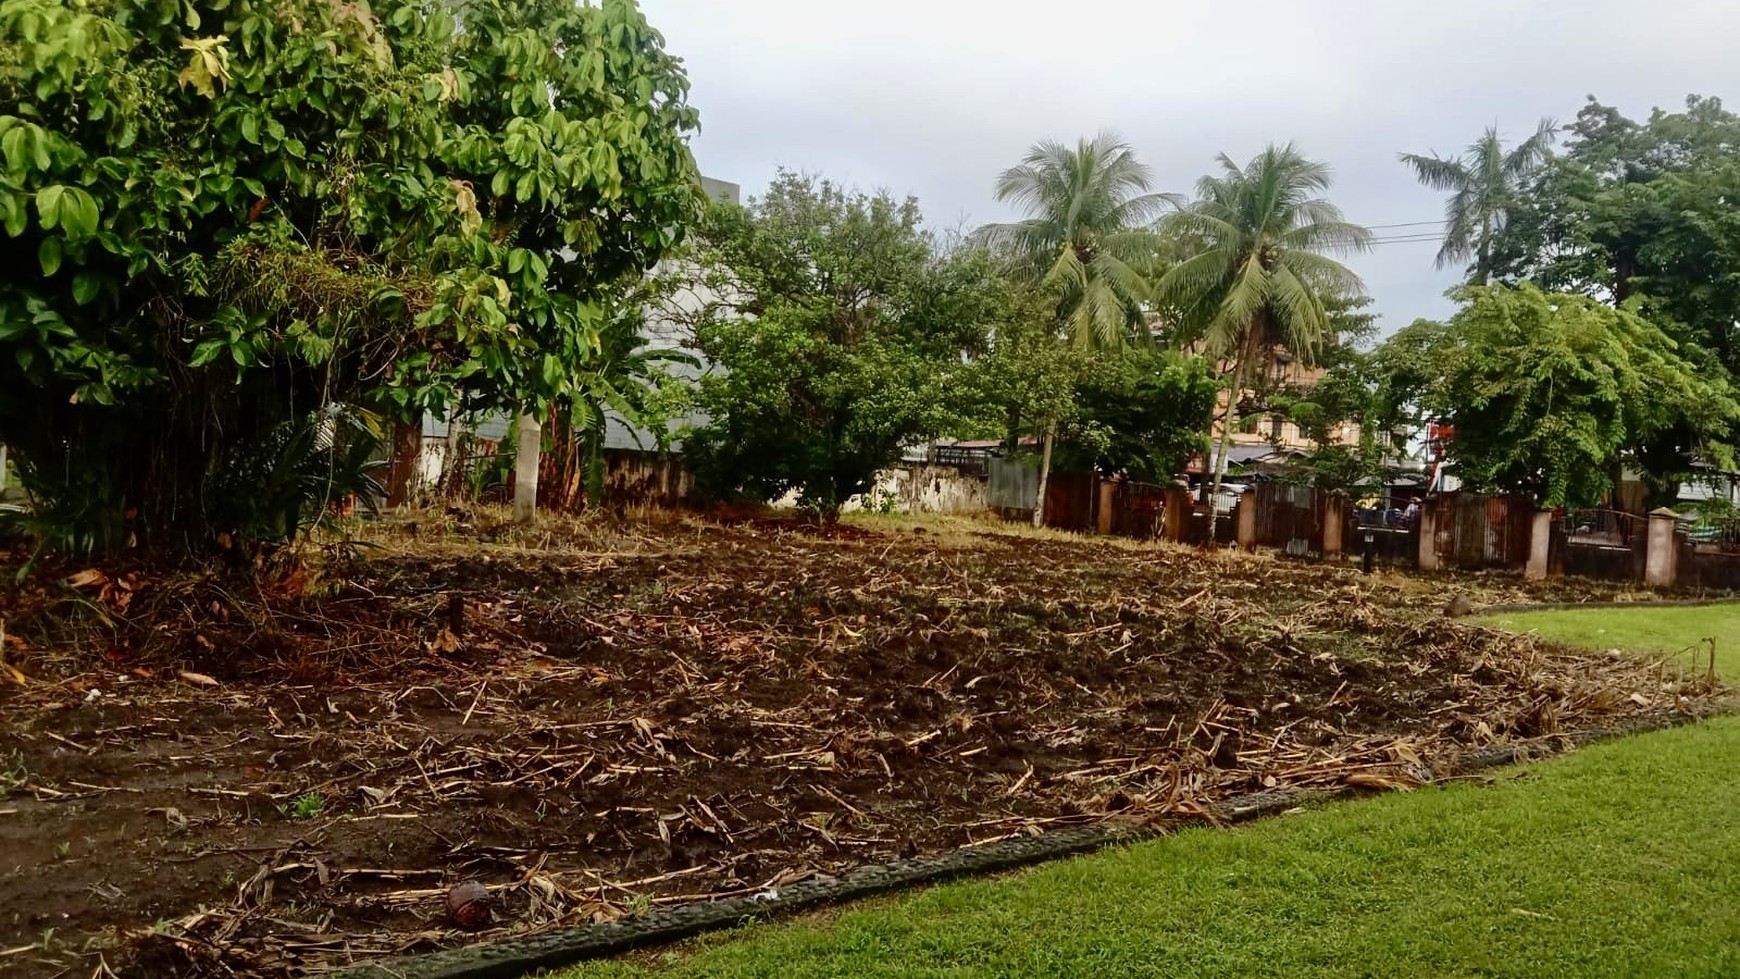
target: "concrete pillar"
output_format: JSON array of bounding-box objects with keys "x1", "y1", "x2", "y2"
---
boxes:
[
  {"x1": 1162, "y1": 483, "x2": 1190, "y2": 543},
  {"x1": 1417, "y1": 499, "x2": 1439, "y2": 571},
  {"x1": 1096, "y1": 479, "x2": 1115, "y2": 535},
  {"x1": 1525, "y1": 509, "x2": 1554, "y2": 580},
  {"x1": 1645, "y1": 507, "x2": 1679, "y2": 589},
  {"x1": 1236, "y1": 486, "x2": 1257, "y2": 551},
  {"x1": 1323, "y1": 490, "x2": 1345, "y2": 559},
  {"x1": 512, "y1": 412, "x2": 541, "y2": 525}
]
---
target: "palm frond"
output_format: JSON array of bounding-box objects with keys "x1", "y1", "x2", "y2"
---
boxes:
[
  {"x1": 1502, "y1": 116, "x2": 1558, "y2": 180},
  {"x1": 1279, "y1": 249, "x2": 1365, "y2": 298},
  {"x1": 1277, "y1": 218, "x2": 1373, "y2": 254},
  {"x1": 1398, "y1": 152, "x2": 1471, "y2": 193},
  {"x1": 1265, "y1": 266, "x2": 1330, "y2": 363}
]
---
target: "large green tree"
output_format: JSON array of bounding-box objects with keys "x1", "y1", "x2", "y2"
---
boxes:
[
  {"x1": 1157, "y1": 143, "x2": 1371, "y2": 502},
  {"x1": 0, "y1": 0, "x2": 700, "y2": 553},
  {"x1": 683, "y1": 174, "x2": 989, "y2": 520},
  {"x1": 1490, "y1": 96, "x2": 1740, "y2": 373},
  {"x1": 1399, "y1": 119, "x2": 1556, "y2": 284},
  {"x1": 1389, "y1": 284, "x2": 1738, "y2": 508}
]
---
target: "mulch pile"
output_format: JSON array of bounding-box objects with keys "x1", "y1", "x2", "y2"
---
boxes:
[{"x1": 0, "y1": 517, "x2": 1721, "y2": 977}]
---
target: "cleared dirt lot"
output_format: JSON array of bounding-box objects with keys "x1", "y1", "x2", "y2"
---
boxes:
[{"x1": 0, "y1": 515, "x2": 1711, "y2": 977}]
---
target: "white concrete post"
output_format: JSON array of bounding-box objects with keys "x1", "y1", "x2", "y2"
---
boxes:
[
  {"x1": 1525, "y1": 510, "x2": 1554, "y2": 580},
  {"x1": 1323, "y1": 491, "x2": 1345, "y2": 559},
  {"x1": 1644, "y1": 507, "x2": 1679, "y2": 589},
  {"x1": 1236, "y1": 486, "x2": 1257, "y2": 551},
  {"x1": 512, "y1": 412, "x2": 541, "y2": 525},
  {"x1": 1417, "y1": 500, "x2": 1439, "y2": 571}
]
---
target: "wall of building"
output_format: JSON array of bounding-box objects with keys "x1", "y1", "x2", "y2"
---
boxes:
[{"x1": 770, "y1": 464, "x2": 991, "y2": 515}]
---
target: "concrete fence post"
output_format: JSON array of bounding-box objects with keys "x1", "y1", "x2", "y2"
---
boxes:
[
  {"x1": 1236, "y1": 486, "x2": 1257, "y2": 551},
  {"x1": 1162, "y1": 483, "x2": 1190, "y2": 543},
  {"x1": 1525, "y1": 510, "x2": 1554, "y2": 580},
  {"x1": 1645, "y1": 507, "x2": 1679, "y2": 589},
  {"x1": 1323, "y1": 490, "x2": 1345, "y2": 559},
  {"x1": 1417, "y1": 498, "x2": 1439, "y2": 571},
  {"x1": 512, "y1": 412, "x2": 541, "y2": 525},
  {"x1": 1096, "y1": 479, "x2": 1115, "y2": 536}
]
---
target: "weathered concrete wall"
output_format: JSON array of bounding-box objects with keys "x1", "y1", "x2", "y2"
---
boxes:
[
  {"x1": 772, "y1": 465, "x2": 991, "y2": 515},
  {"x1": 851, "y1": 465, "x2": 989, "y2": 515}
]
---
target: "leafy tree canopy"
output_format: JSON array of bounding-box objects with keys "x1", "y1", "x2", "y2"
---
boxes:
[
  {"x1": 1058, "y1": 348, "x2": 1218, "y2": 483},
  {"x1": 1156, "y1": 143, "x2": 1371, "y2": 500},
  {"x1": 683, "y1": 174, "x2": 991, "y2": 519},
  {"x1": 1394, "y1": 283, "x2": 1739, "y2": 508},
  {"x1": 1490, "y1": 95, "x2": 1740, "y2": 372},
  {"x1": 0, "y1": 0, "x2": 700, "y2": 552}
]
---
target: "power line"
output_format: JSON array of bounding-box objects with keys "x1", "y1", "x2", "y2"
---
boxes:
[{"x1": 1362, "y1": 219, "x2": 1448, "y2": 231}]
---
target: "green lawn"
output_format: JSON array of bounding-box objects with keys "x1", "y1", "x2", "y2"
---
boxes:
[
  {"x1": 1480, "y1": 602, "x2": 1740, "y2": 677},
  {"x1": 564, "y1": 716, "x2": 1740, "y2": 979}
]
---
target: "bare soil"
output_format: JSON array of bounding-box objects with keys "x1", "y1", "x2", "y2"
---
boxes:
[{"x1": 0, "y1": 515, "x2": 1717, "y2": 977}]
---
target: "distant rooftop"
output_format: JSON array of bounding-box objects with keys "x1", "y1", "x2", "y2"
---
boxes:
[{"x1": 700, "y1": 176, "x2": 740, "y2": 206}]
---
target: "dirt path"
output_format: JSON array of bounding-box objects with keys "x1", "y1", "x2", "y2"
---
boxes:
[{"x1": 0, "y1": 520, "x2": 1711, "y2": 977}]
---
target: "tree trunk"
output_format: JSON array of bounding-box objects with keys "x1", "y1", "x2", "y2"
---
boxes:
[
  {"x1": 1032, "y1": 417, "x2": 1057, "y2": 528},
  {"x1": 385, "y1": 418, "x2": 422, "y2": 508},
  {"x1": 1474, "y1": 213, "x2": 1492, "y2": 286},
  {"x1": 440, "y1": 413, "x2": 464, "y2": 498},
  {"x1": 512, "y1": 411, "x2": 541, "y2": 525},
  {"x1": 1209, "y1": 357, "x2": 1250, "y2": 508}
]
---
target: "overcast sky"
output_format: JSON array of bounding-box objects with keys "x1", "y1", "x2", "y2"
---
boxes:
[{"x1": 638, "y1": 0, "x2": 1740, "y2": 335}]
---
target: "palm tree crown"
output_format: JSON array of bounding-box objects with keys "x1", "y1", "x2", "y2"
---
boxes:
[
  {"x1": 1156, "y1": 143, "x2": 1371, "y2": 500},
  {"x1": 1400, "y1": 118, "x2": 1556, "y2": 283},
  {"x1": 977, "y1": 132, "x2": 1170, "y2": 349},
  {"x1": 1158, "y1": 143, "x2": 1371, "y2": 366}
]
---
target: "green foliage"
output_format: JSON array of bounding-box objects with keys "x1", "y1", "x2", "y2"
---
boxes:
[
  {"x1": 1491, "y1": 96, "x2": 1740, "y2": 374},
  {"x1": 1283, "y1": 443, "x2": 1372, "y2": 493},
  {"x1": 952, "y1": 270, "x2": 1082, "y2": 448},
  {"x1": 0, "y1": 0, "x2": 701, "y2": 553},
  {"x1": 204, "y1": 406, "x2": 386, "y2": 546},
  {"x1": 684, "y1": 175, "x2": 987, "y2": 519},
  {"x1": 564, "y1": 281, "x2": 697, "y2": 507},
  {"x1": 976, "y1": 133, "x2": 1169, "y2": 350},
  {"x1": 1159, "y1": 144, "x2": 1372, "y2": 365},
  {"x1": 281, "y1": 791, "x2": 325, "y2": 820},
  {"x1": 1412, "y1": 284, "x2": 1740, "y2": 507},
  {"x1": 1059, "y1": 350, "x2": 1218, "y2": 482}
]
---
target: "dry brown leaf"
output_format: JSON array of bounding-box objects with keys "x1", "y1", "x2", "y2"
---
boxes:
[
  {"x1": 66, "y1": 568, "x2": 108, "y2": 589},
  {"x1": 178, "y1": 671, "x2": 220, "y2": 688},
  {"x1": 1344, "y1": 771, "x2": 1419, "y2": 792}
]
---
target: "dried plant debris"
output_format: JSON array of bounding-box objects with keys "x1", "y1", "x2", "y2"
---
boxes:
[{"x1": 0, "y1": 518, "x2": 1724, "y2": 977}]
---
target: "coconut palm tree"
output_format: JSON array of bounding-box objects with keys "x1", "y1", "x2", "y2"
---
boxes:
[
  {"x1": 1157, "y1": 143, "x2": 1372, "y2": 504},
  {"x1": 976, "y1": 133, "x2": 1170, "y2": 525},
  {"x1": 978, "y1": 132, "x2": 1171, "y2": 350},
  {"x1": 1400, "y1": 119, "x2": 1556, "y2": 284}
]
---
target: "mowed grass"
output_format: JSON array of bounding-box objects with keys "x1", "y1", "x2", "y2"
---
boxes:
[
  {"x1": 564, "y1": 715, "x2": 1740, "y2": 979},
  {"x1": 1480, "y1": 601, "x2": 1740, "y2": 677}
]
